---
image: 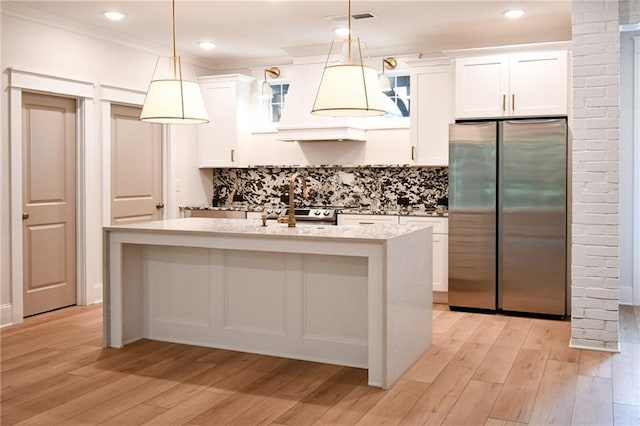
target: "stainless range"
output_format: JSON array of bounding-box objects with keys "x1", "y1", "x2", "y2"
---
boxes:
[{"x1": 261, "y1": 207, "x2": 338, "y2": 225}]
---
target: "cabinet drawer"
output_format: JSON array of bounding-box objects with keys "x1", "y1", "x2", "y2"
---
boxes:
[
  {"x1": 337, "y1": 214, "x2": 399, "y2": 226},
  {"x1": 187, "y1": 210, "x2": 247, "y2": 219},
  {"x1": 398, "y1": 216, "x2": 448, "y2": 234}
]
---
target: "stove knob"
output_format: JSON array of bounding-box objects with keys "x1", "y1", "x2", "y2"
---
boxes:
[
  {"x1": 266, "y1": 208, "x2": 273, "y2": 214},
  {"x1": 314, "y1": 210, "x2": 321, "y2": 215},
  {"x1": 323, "y1": 211, "x2": 331, "y2": 216},
  {"x1": 275, "y1": 209, "x2": 282, "y2": 215}
]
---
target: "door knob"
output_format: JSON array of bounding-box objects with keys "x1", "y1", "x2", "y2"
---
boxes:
[
  {"x1": 155, "y1": 202, "x2": 165, "y2": 209},
  {"x1": 22, "y1": 212, "x2": 29, "y2": 220}
]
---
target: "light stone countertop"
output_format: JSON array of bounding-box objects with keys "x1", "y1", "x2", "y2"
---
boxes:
[{"x1": 105, "y1": 218, "x2": 431, "y2": 242}]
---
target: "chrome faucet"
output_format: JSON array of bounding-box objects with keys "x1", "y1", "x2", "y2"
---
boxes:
[{"x1": 284, "y1": 172, "x2": 308, "y2": 228}]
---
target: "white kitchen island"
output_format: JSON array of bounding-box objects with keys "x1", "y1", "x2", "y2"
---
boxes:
[{"x1": 103, "y1": 218, "x2": 433, "y2": 389}]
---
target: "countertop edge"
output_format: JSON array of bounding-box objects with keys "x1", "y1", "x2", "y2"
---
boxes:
[{"x1": 104, "y1": 218, "x2": 432, "y2": 243}]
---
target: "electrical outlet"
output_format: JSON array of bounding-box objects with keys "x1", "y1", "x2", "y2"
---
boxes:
[{"x1": 176, "y1": 179, "x2": 182, "y2": 192}]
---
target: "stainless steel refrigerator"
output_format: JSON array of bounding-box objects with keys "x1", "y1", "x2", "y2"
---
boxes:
[{"x1": 448, "y1": 119, "x2": 567, "y2": 316}]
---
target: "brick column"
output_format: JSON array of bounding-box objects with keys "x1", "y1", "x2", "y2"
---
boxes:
[{"x1": 571, "y1": 0, "x2": 620, "y2": 351}]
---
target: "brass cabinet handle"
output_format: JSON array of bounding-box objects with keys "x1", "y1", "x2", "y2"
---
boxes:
[
  {"x1": 155, "y1": 202, "x2": 165, "y2": 209},
  {"x1": 230, "y1": 149, "x2": 235, "y2": 162},
  {"x1": 358, "y1": 221, "x2": 375, "y2": 225},
  {"x1": 512, "y1": 94, "x2": 515, "y2": 111},
  {"x1": 411, "y1": 146, "x2": 416, "y2": 161},
  {"x1": 502, "y1": 94, "x2": 506, "y2": 112},
  {"x1": 22, "y1": 212, "x2": 29, "y2": 220}
]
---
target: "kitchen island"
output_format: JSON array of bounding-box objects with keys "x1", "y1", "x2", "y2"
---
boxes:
[{"x1": 104, "y1": 218, "x2": 433, "y2": 388}]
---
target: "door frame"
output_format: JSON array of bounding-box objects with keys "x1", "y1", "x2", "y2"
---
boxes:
[
  {"x1": 100, "y1": 86, "x2": 171, "y2": 228},
  {"x1": 8, "y1": 69, "x2": 94, "y2": 325},
  {"x1": 633, "y1": 35, "x2": 640, "y2": 305}
]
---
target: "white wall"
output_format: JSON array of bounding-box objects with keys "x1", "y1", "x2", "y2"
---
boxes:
[
  {"x1": 171, "y1": 125, "x2": 213, "y2": 210},
  {"x1": 619, "y1": 30, "x2": 639, "y2": 304},
  {"x1": 0, "y1": 2, "x2": 8, "y2": 325},
  {"x1": 0, "y1": 12, "x2": 213, "y2": 324}
]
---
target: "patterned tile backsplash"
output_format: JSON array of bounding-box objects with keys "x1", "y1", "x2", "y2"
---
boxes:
[{"x1": 212, "y1": 166, "x2": 448, "y2": 210}]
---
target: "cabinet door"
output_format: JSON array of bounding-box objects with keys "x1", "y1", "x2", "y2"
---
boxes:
[
  {"x1": 509, "y1": 51, "x2": 568, "y2": 117},
  {"x1": 398, "y1": 216, "x2": 448, "y2": 233},
  {"x1": 455, "y1": 55, "x2": 509, "y2": 119},
  {"x1": 246, "y1": 211, "x2": 263, "y2": 220},
  {"x1": 398, "y1": 216, "x2": 449, "y2": 292},
  {"x1": 432, "y1": 234, "x2": 448, "y2": 292},
  {"x1": 199, "y1": 81, "x2": 238, "y2": 167},
  {"x1": 411, "y1": 64, "x2": 453, "y2": 166},
  {"x1": 337, "y1": 214, "x2": 399, "y2": 226}
]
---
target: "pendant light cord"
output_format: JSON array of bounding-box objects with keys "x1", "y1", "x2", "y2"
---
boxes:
[
  {"x1": 172, "y1": 0, "x2": 179, "y2": 81},
  {"x1": 172, "y1": 0, "x2": 177, "y2": 59},
  {"x1": 347, "y1": 0, "x2": 352, "y2": 64}
]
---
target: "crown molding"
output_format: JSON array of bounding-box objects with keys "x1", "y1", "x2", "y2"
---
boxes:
[{"x1": 443, "y1": 41, "x2": 572, "y2": 58}]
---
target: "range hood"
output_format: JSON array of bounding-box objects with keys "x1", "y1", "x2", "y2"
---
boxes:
[{"x1": 276, "y1": 59, "x2": 367, "y2": 142}]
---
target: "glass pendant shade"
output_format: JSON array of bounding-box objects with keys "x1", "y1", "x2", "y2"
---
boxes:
[
  {"x1": 312, "y1": 63, "x2": 387, "y2": 116},
  {"x1": 261, "y1": 67, "x2": 279, "y2": 99},
  {"x1": 378, "y1": 73, "x2": 392, "y2": 92},
  {"x1": 262, "y1": 81, "x2": 273, "y2": 98}
]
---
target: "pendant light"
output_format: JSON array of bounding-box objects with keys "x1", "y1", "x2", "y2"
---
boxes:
[
  {"x1": 311, "y1": 0, "x2": 387, "y2": 117},
  {"x1": 140, "y1": 0, "x2": 209, "y2": 124}
]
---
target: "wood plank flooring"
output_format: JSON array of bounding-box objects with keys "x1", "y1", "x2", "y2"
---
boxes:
[{"x1": 2, "y1": 304, "x2": 639, "y2": 425}]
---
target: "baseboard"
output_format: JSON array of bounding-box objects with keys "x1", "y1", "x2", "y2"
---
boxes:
[
  {"x1": 92, "y1": 282, "x2": 103, "y2": 304},
  {"x1": 1, "y1": 304, "x2": 14, "y2": 327},
  {"x1": 433, "y1": 291, "x2": 448, "y2": 304},
  {"x1": 569, "y1": 341, "x2": 620, "y2": 353},
  {"x1": 619, "y1": 286, "x2": 633, "y2": 305}
]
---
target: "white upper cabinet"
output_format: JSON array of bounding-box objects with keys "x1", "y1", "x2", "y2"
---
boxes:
[
  {"x1": 508, "y1": 51, "x2": 568, "y2": 117},
  {"x1": 409, "y1": 58, "x2": 454, "y2": 166},
  {"x1": 198, "y1": 74, "x2": 254, "y2": 168},
  {"x1": 455, "y1": 55, "x2": 509, "y2": 118},
  {"x1": 454, "y1": 50, "x2": 568, "y2": 119}
]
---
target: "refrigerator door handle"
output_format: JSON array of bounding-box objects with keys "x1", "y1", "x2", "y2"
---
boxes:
[{"x1": 503, "y1": 119, "x2": 564, "y2": 125}]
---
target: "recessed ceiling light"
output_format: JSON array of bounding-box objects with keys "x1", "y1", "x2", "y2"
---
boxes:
[
  {"x1": 504, "y1": 9, "x2": 525, "y2": 19},
  {"x1": 334, "y1": 27, "x2": 350, "y2": 37},
  {"x1": 199, "y1": 41, "x2": 216, "y2": 50},
  {"x1": 104, "y1": 11, "x2": 125, "y2": 21}
]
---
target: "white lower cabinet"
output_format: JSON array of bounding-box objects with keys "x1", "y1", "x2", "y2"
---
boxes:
[
  {"x1": 339, "y1": 214, "x2": 449, "y2": 295},
  {"x1": 398, "y1": 216, "x2": 449, "y2": 293},
  {"x1": 337, "y1": 214, "x2": 399, "y2": 226}
]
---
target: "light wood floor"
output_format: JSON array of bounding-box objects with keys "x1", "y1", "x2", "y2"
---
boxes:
[{"x1": 2, "y1": 304, "x2": 639, "y2": 425}]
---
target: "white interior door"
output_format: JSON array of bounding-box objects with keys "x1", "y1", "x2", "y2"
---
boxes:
[
  {"x1": 110, "y1": 104, "x2": 163, "y2": 225},
  {"x1": 22, "y1": 92, "x2": 77, "y2": 317}
]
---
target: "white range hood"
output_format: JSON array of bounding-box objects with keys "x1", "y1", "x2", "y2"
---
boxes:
[{"x1": 276, "y1": 58, "x2": 368, "y2": 142}]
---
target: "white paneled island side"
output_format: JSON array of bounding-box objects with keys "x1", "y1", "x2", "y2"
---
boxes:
[{"x1": 103, "y1": 218, "x2": 433, "y2": 388}]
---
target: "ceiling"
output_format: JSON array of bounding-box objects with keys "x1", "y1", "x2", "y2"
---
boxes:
[{"x1": 3, "y1": 0, "x2": 572, "y2": 71}]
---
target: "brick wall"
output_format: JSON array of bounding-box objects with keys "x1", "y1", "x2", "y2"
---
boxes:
[
  {"x1": 571, "y1": 0, "x2": 620, "y2": 350},
  {"x1": 619, "y1": 0, "x2": 640, "y2": 24}
]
